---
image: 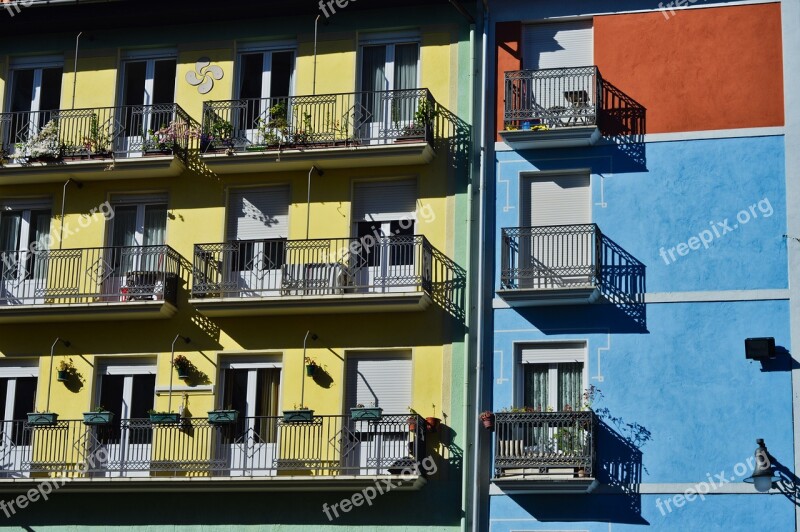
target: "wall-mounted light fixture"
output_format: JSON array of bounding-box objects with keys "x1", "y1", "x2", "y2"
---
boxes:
[
  {"x1": 745, "y1": 337, "x2": 776, "y2": 361},
  {"x1": 744, "y1": 439, "x2": 780, "y2": 492}
]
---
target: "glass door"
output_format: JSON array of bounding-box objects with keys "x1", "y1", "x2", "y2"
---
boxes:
[
  {"x1": 359, "y1": 43, "x2": 418, "y2": 143},
  {"x1": 0, "y1": 209, "x2": 51, "y2": 305},
  {"x1": 105, "y1": 201, "x2": 167, "y2": 301},
  {"x1": 118, "y1": 58, "x2": 176, "y2": 156},
  {"x1": 237, "y1": 51, "x2": 294, "y2": 147},
  {"x1": 217, "y1": 362, "x2": 280, "y2": 477},
  {"x1": 93, "y1": 365, "x2": 155, "y2": 477},
  {"x1": 353, "y1": 220, "x2": 415, "y2": 293},
  {"x1": 7, "y1": 65, "x2": 62, "y2": 160},
  {"x1": 0, "y1": 370, "x2": 37, "y2": 478}
]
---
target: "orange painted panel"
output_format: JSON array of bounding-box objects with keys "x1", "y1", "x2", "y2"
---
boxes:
[
  {"x1": 595, "y1": 3, "x2": 784, "y2": 133},
  {"x1": 495, "y1": 22, "x2": 522, "y2": 140}
]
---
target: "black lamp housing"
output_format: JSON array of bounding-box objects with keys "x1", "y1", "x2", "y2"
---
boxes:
[{"x1": 745, "y1": 337, "x2": 776, "y2": 361}]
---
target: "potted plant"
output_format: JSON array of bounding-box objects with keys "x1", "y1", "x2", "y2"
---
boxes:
[
  {"x1": 425, "y1": 404, "x2": 441, "y2": 433},
  {"x1": 172, "y1": 354, "x2": 193, "y2": 379},
  {"x1": 83, "y1": 406, "x2": 115, "y2": 425},
  {"x1": 479, "y1": 411, "x2": 495, "y2": 430},
  {"x1": 351, "y1": 403, "x2": 383, "y2": 421},
  {"x1": 148, "y1": 410, "x2": 180, "y2": 424},
  {"x1": 305, "y1": 357, "x2": 318, "y2": 377},
  {"x1": 18, "y1": 120, "x2": 62, "y2": 162},
  {"x1": 407, "y1": 406, "x2": 420, "y2": 432},
  {"x1": 208, "y1": 408, "x2": 239, "y2": 425},
  {"x1": 82, "y1": 113, "x2": 112, "y2": 159},
  {"x1": 202, "y1": 115, "x2": 233, "y2": 152},
  {"x1": 252, "y1": 102, "x2": 288, "y2": 150},
  {"x1": 27, "y1": 411, "x2": 58, "y2": 425},
  {"x1": 283, "y1": 405, "x2": 314, "y2": 423},
  {"x1": 396, "y1": 98, "x2": 439, "y2": 143},
  {"x1": 57, "y1": 358, "x2": 76, "y2": 382}
]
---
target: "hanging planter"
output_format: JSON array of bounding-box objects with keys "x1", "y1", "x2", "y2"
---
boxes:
[
  {"x1": 407, "y1": 416, "x2": 418, "y2": 432},
  {"x1": 172, "y1": 355, "x2": 193, "y2": 379},
  {"x1": 83, "y1": 410, "x2": 115, "y2": 426},
  {"x1": 149, "y1": 411, "x2": 180, "y2": 424},
  {"x1": 304, "y1": 357, "x2": 318, "y2": 377},
  {"x1": 425, "y1": 417, "x2": 441, "y2": 433},
  {"x1": 479, "y1": 411, "x2": 495, "y2": 430},
  {"x1": 283, "y1": 409, "x2": 314, "y2": 423},
  {"x1": 57, "y1": 370, "x2": 69, "y2": 382},
  {"x1": 27, "y1": 412, "x2": 58, "y2": 426},
  {"x1": 208, "y1": 409, "x2": 239, "y2": 425},
  {"x1": 56, "y1": 358, "x2": 76, "y2": 383},
  {"x1": 351, "y1": 406, "x2": 383, "y2": 421}
]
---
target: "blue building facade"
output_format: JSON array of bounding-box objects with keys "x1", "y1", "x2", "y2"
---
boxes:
[{"x1": 478, "y1": 1, "x2": 799, "y2": 530}]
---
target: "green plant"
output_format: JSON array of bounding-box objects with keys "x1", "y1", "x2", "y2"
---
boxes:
[
  {"x1": 57, "y1": 359, "x2": 75, "y2": 372},
  {"x1": 18, "y1": 120, "x2": 62, "y2": 160},
  {"x1": 172, "y1": 355, "x2": 193, "y2": 375},
  {"x1": 582, "y1": 385, "x2": 603, "y2": 411},
  {"x1": 92, "y1": 405, "x2": 108, "y2": 413},
  {"x1": 83, "y1": 113, "x2": 111, "y2": 155}
]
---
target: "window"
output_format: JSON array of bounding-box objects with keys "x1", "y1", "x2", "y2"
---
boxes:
[
  {"x1": 236, "y1": 49, "x2": 294, "y2": 139},
  {"x1": 5, "y1": 58, "x2": 63, "y2": 156},
  {"x1": 0, "y1": 364, "x2": 38, "y2": 447},
  {"x1": 519, "y1": 342, "x2": 586, "y2": 411},
  {"x1": 0, "y1": 200, "x2": 51, "y2": 304},
  {"x1": 523, "y1": 20, "x2": 593, "y2": 70}
]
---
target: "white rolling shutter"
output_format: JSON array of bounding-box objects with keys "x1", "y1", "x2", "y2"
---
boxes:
[
  {"x1": 226, "y1": 186, "x2": 290, "y2": 240},
  {"x1": 521, "y1": 342, "x2": 586, "y2": 364},
  {"x1": 523, "y1": 21, "x2": 593, "y2": 70},
  {"x1": 345, "y1": 352, "x2": 412, "y2": 414},
  {"x1": 522, "y1": 173, "x2": 590, "y2": 227},
  {"x1": 352, "y1": 180, "x2": 416, "y2": 222}
]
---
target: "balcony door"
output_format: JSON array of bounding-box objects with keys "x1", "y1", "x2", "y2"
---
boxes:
[
  {"x1": 225, "y1": 186, "x2": 288, "y2": 297},
  {"x1": 105, "y1": 195, "x2": 167, "y2": 301},
  {"x1": 0, "y1": 364, "x2": 38, "y2": 478},
  {"x1": 520, "y1": 173, "x2": 591, "y2": 289},
  {"x1": 237, "y1": 50, "x2": 294, "y2": 147},
  {"x1": 359, "y1": 41, "x2": 419, "y2": 142},
  {"x1": 0, "y1": 202, "x2": 51, "y2": 305},
  {"x1": 217, "y1": 359, "x2": 280, "y2": 476},
  {"x1": 345, "y1": 352, "x2": 412, "y2": 475},
  {"x1": 5, "y1": 60, "x2": 62, "y2": 159},
  {"x1": 351, "y1": 181, "x2": 417, "y2": 293},
  {"x1": 93, "y1": 362, "x2": 156, "y2": 477},
  {"x1": 118, "y1": 56, "x2": 177, "y2": 156},
  {"x1": 519, "y1": 343, "x2": 587, "y2": 463}
]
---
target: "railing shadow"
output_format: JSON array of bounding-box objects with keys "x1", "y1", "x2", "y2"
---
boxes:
[
  {"x1": 599, "y1": 233, "x2": 647, "y2": 332},
  {"x1": 598, "y1": 78, "x2": 647, "y2": 171}
]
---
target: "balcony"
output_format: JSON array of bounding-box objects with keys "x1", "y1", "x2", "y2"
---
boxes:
[
  {"x1": 0, "y1": 104, "x2": 195, "y2": 184},
  {"x1": 498, "y1": 224, "x2": 602, "y2": 306},
  {"x1": 493, "y1": 411, "x2": 598, "y2": 494},
  {"x1": 501, "y1": 66, "x2": 602, "y2": 149},
  {"x1": 199, "y1": 89, "x2": 437, "y2": 173},
  {"x1": 0, "y1": 414, "x2": 427, "y2": 492},
  {"x1": 0, "y1": 245, "x2": 183, "y2": 323},
  {"x1": 191, "y1": 236, "x2": 461, "y2": 316}
]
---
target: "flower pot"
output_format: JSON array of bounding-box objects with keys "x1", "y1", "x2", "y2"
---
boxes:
[
  {"x1": 144, "y1": 149, "x2": 173, "y2": 157},
  {"x1": 57, "y1": 370, "x2": 68, "y2": 382},
  {"x1": 27, "y1": 412, "x2": 58, "y2": 426},
  {"x1": 351, "y1": 407, "x2": 383, "y2": 421},
  {"x1": 149, "y1": 412, "x2": 180, "y2": 424},
  {"x1": 481, "y1": 415, "x2": 495, "y2": 430},
  {"x1": 283, "y1": 409, "x2": 314, "y2": 423},
  {"x1": 208, "y1": 410, "x2": 238, "y2": 425},
  {"x1": 407, "y1": 416, "x2": 418, "y2": 432},
  {"x1": 176, "y1": 368, "x2": 191, "y2": 379},
  {"x1": 425, "y1": 417, "x2": 441, "y2": 433},
  {"x1": 305, "y1": 364, "x2": 317, "y2": 377},
  {"x1": 83, "y1": 411, "x2": 115, "y2": 425}
]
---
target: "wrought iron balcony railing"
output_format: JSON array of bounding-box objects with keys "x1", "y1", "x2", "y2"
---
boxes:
[
  {"x1": 504, "y1": 66, "x2": 602, "y2": 130},
  {"x1": 0, "y1": 104, "x2": 194, "y2": 163},
  {"x1": 200, "y1": 89, "x2": 436, "y2": 153},
  {"x1": 493, "y1": 411, "x2": 597, "y2": 480},
  {"x1": 0, "y1": 245, "x2": 182, "y2": 307},
  {"x1": 192, "y1": 235, "x2": 459, "y2": 304},
  {"x1": 500, "y1": 224, "x2": 601, "y2": 291},
  {"x1": 0, "y1": 414, "x2": 425, "y2": 478}
]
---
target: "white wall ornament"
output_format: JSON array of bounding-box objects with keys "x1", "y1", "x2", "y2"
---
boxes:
[{"x1": 186, "y1": 57, "x2": 224, "y2": 94}]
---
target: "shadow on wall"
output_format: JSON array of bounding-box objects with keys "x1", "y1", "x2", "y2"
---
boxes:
[
  {"x1": 599, "y1": 78, "x2": 647, "y2": 172},
  {"x1": 599, "y1": 233, "x2": 647, "y2": 332},
  {"x1": 509, "y1": 417, "x2": 650, "y2": 525}
]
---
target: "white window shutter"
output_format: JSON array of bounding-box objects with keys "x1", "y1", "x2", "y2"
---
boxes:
[
  {"x1": 226, "y1": 186, "x2": 290, "y2": 241},
  {"x1": 345, "y1": 353, "x2": 412, "y2": 414},
  {"x1": 522, "y1": 173, "x2": 591, "y2": 227},
  {"x1": 523, "y1": 21, "x2": 594, "y2": 70},
  {"x1": 352, "y1": 180, "x2": 416, "y2": 222}
]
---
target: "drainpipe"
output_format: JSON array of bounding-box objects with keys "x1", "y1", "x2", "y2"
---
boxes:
[
  {"x1": 313, "y1": 15, "x2": 320, "y2": 96},
  {"x1": 46, "y1": 338, "x2": 70, "y2": 412},
  {"x1": 59, "y1": 178, "x2": 83, "y2": 249},
  {"x1": 471, "y1": 1, "x2": 490, "y2": 531},
  {"x1": 168, "y1": 335, "x2": 190, "y2": 413},
  {"x1": 71, "y1": 32, "x2": 82, "y2": 110},
  {"x1": 301, "y1": 331, "x2": 318, "y2": 408}
]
